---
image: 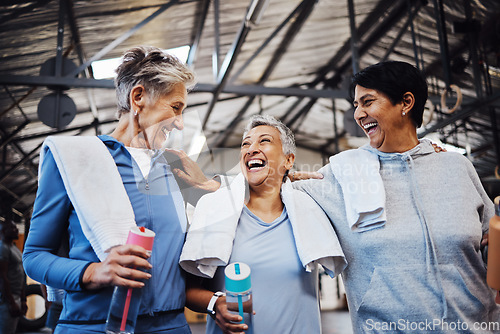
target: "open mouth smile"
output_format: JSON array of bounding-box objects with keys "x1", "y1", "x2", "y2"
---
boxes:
[
  {"x1": 362, "y1": 122, "x2": 378, "y2": 135},
  {"x1": 246, "y1": 159, "x2": 267, "y2": 171}
]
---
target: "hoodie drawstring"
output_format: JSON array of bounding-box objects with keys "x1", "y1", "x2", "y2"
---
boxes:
[{"x1": 402, "y1": 152, "x2": 449, "y2": 320}]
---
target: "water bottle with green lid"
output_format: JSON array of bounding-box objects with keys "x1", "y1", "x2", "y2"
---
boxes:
[{"x1": 224, "y1": 262, "x2": 253, "y2": 333}]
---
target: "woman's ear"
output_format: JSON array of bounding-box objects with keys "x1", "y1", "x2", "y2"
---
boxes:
[
  {"x1": 130, "y1": 85, "x2": 146, "y2": 112},
  {"x1": 285, "y1": 153, "x2": 295, "y2": 171},
  {"x1": 402, "y1": 92, "x2": 415, "y2": 115}
]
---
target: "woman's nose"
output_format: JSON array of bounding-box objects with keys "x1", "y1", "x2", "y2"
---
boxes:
[
  {"x1": 173, "y1": 115, "x2": 184, "y2": 130},
  {"x1": 353, "y1": 106, "x2": 364, "y2": 122},
  {"x1": 247, "y1": 142, "x2": 259, "y2": 154}
]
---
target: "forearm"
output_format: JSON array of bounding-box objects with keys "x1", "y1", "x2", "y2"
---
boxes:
[
  {"x1": 185, "y1": 274, "x2": 213, "y2": 313},
  {"x1": 23, "y1": 248, "x2": 91, "y2": 291},
  {"x1": 23, "y1": 149, "x2": 89, "y2": 290}
]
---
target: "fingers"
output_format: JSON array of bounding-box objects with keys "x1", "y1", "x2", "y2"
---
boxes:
[
  {"x1": 83, "y1": 245, "x2": 153, "y2": 290},
  {"x1": 112, "y1": 244, "x2": 151, "y2": 262},
  {"x1": 164, "y1": 148, "x2": 188, "y2": 161},
  {"x1": 481, "y1": 233, "x2": 489, "y2": 247},
  {"x1": 292, "y1": 171, "x2": 324, "y2": 181},
  {"x1": 431, "y1": 143, "x2": 447, "y2": 153},
  {"x1": 216, "y1": 317, "x2": 248, "y2": 334},
  {"x1": 309, "y1": 171, "x2": 324, "y2": 179},
  {"x1": 172, "y1": 168, "x2": 189, "y2": 181},
  {"x1": 215, "y1": 298, "x2": 249, "y2": 333}
]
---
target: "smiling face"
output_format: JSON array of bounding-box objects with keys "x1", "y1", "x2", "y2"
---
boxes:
[
  {"x1": 135, "y1": 83, "x2": 187, "y2": 149},
  {"x1": 353, "y1": 85, "x2": 418, "y2": 153},
  {"x1": 240, "y1": 125, "x2": 294, "y2": 190}
]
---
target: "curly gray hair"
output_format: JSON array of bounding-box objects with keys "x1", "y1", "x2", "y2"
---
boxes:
[
  {"x1": 114, "y1": 46, "x2": 196, "y2": 116},
  {"x1": 243, "y1": 114, "x2": 296, "y2": 156}
]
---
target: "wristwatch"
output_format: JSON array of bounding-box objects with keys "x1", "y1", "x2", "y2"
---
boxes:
[{"x1": 207, "y1": 291, "x2": 225, "y2": 319}]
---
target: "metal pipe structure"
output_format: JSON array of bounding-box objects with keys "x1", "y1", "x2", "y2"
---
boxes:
[
  {"x1": 187, "y1": 0, "x2": 210, "y2": 67},
  {"x1": 67, "y1": 0, "x2": 179, "y2": 78},
  {"x1": 213, "y1": 0, "x2": 317, "y2": 147}
]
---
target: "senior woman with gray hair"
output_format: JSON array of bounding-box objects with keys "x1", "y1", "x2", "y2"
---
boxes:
[
  {"x1": 23, "y1": 46, "x2": 200, "y2": 333},
  {"x1": 180, "y1": 115, "x2": 346, "y2": 333}
]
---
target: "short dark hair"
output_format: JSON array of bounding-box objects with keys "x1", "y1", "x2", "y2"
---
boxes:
[{"x1": 351, "y1": 61, "x2": 428, "y2": 128}]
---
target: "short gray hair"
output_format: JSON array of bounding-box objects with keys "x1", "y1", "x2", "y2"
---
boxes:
[
  {"x1": 243, "y1": 114, "x2": 296, "y2": 156},
  {"x1": 115, "y1": 46, "x2": 196, "y2": 116}
]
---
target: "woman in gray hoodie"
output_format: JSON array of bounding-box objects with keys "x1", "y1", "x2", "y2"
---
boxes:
[{"x1": 293, "y1": 61, "x2": 499, "y2": 333}]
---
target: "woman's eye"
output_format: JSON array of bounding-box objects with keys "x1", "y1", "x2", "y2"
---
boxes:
[
  {"x1": 241, "y1": 142, "x2": 250, "y2": 147},
  {"x1": 261, "y1": 138, "x2": 270, "y2": 143}
]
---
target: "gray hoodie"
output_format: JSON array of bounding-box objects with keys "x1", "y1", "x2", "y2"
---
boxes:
[{"x1": 295, "y1": 140, "x2": 500, "y2": 333}]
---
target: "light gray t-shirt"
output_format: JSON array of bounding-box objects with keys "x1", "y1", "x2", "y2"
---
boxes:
[{"x1": 206, "y1": 206, "x2": 321, "y2": 334}]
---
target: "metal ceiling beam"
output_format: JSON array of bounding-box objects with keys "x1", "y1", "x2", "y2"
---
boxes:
[
  {"x1": 347, "y1": 0, "x2": 360, "y2": 74},
  {"x1": 55, "y1": 0, "x2": 66, "y2": 78},
  {"x1": 212, "y1": 0, "x2": 318, "y2": 146},
  {"x1": 0, "y1": 143, "x2": 42, "y2": 185},
  {"x1": 12, "y1": 118, "x2": 118, "y2": 143},
  {"x1": 1, "y1": 87, "x2": 37, "y2": 176},
  {"x1": 283, "y1": 0, "x2": 426, "y2": 134},
  {"x1": 326, "y1": 0, "x2": 426, "y2": 89},
  {"x1": 68, "y1": 0, "x2": 179, "y2": 78},
  {"x1": 212, "y1": 0, "x2": 221, "y2": 80},
  {"x1": 286, "y1": 98, "x2": 317, "y2": 130},
  {"x1": 277, "y1": 0, "x2": 400, "y2": 135},
  {"x1": 419, "y1": 93, "x2": 500, "y2": 137},
  {"x1": 229, "y1": 0, "x2": 307, "y2": 83},
  {"x1": 0, "y1": 0, "x2": 52, "y2": 27},
  {"x1": 219, "y1": 84, "x2": 348, "y2": 99},
  {"x1": 432, "y1": 0, "x2": 452, "y2": 88},
  {"x1": 0, "y1": 120, "x2": 30, "y2": 150},
  {"x1": 0, "y1": 75, "x2": 115, "y2": 88},
  {"x1": 0, "y1": 75, "x2": 346, "y2": 99},
  {"x1": 201, "y1": 0, "x2": 270, "y2": 128},
  {"x1": 187, "y1": 0, "x2": 210, "y2": 67},
  {"x1": 66, "y1": 0, "x2": 101, "y2": 134},
  {"x1": 310, "y1": 0, "x2": 396, "y2": 88},
  {"x1": 381, "y1": 1, "x2": 421, "y2": 62}
]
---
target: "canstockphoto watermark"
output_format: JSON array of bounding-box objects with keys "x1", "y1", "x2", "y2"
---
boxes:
[{"x1": 364, "y1": 318, "x2": 500, "y2": 332}]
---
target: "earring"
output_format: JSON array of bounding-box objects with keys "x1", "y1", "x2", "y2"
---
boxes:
[
  {"x1": 134, "y1": 110, "x2": 138, "y2": 116},
  {"x1": 402, "y1": 111, "x2": 406, "y2": 116}
]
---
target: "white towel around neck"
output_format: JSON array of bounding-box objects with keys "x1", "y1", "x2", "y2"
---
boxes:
[
  {"x1": 329, "y1": 148, "x2": 386, "y2": 232},
  {"x1": 179, "y1": 173, "x2": 346, "y2": 278},
  {"x1": 41, "y1": 136, "x2": 136, "y2": 261}
]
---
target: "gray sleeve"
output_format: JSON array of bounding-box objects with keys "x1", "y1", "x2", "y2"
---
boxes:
[
  {"x1": 464, "y1": 156, "x2": 495, "y2": 233},
  {"x1": 292, "y1": 164, "x2": 336, "y2": 199}
]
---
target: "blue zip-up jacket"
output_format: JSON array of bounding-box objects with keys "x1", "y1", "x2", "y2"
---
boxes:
[{"x1": 23, "y1": 135, "x2": 190, "y2": 333}]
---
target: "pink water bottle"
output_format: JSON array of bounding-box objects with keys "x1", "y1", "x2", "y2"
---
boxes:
[{"x1": 105, "y1": 226, "x2": 155, "y2": 334}]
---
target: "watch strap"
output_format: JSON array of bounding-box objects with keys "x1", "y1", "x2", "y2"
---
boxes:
[{"x1": 207, "y1": 291, "x2": 225, "y2": 316}]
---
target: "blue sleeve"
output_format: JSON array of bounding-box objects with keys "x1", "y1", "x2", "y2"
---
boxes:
[{"x1": 23, "y1": 148, "x2": 92, "y2": 291}]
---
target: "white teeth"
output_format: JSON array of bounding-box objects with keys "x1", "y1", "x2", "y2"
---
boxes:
[
  {"x1": 363, "y1": 122, "x2": 377, "y2": 129},
  {"x1": 247, "y1": 159, "x2": 265, "y2": 169}
]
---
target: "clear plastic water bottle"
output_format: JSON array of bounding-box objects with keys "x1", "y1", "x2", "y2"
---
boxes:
[
  {"x1": 224, "y1": 262, "x2": 253, "y2": 334},
  {"x1": 105, "y1": 227, "x2": 155, "y2": 334}
]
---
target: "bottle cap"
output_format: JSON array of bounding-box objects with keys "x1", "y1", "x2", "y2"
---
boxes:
[
  {"x1": 224, "y1": 262, "x2": 251, "y2": 293},
  {"x1": 126, "y1": 226, "x2": 155, "y2": 251}
]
